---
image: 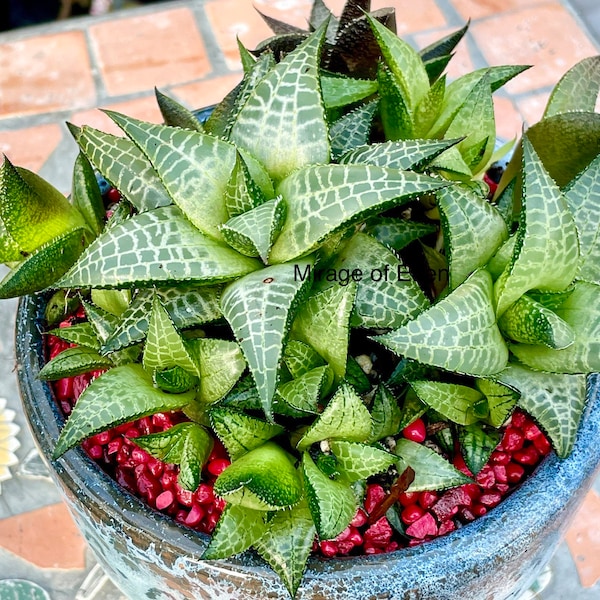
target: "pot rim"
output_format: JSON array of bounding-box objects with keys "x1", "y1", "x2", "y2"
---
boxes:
[{"x1": 15, "y1": 292, "x2": 600, "y2": 579}]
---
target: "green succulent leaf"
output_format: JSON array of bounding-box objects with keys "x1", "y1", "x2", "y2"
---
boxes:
[
  {"x1": 459, "y1": 424, "x2": 501, "y2": 475},
  {"x1": 475, "y1": 379, "x2": 519, "y2": 427},
  {"x1": 437, "y1": 182, "x2": 508, "y2": 289},
  {"x1": 0, "y1": 160, "x2": 87, "y2": 261},
  {"x1": 187, "y1": 337, "x2": 246, "y2": 404},
  {"x1": 82, "y1": 299, "x2": 118, "y2": 344},
  {"x1": 301, "y1": 452, "x2": 356, "y2": 540},
  {"x1": 221, "y1": 196, "x2": 286, "y2": 262},
  {"x1": 496, "y1": 364, "x2": 586, "y2": 458},
  {"x1": 134, "y1": 422, "x2": 213, "y2": 490},
  {"x1": 375, "y1": 269, "x2": 508, "y2": 376},
  {"x1": 69, "y1": 124, "x2": 172, "y2": 212},
  {"x1": 53, "y1": 364, "x2": 194, "y2": 458},
  {"x1": 297, "y1": 383, "x2": 372, "y2": 452},
  {"x1": 419, "y1": 21, "x2": 469, "y2": 64},
  {"x1": 155, "y1": 88, "x2": 204, "y2": 132},
  {"x1": 345, "y1": 355, "x2": 372, "y2": 395},
  {"x1": 410, "y1": 380, "x2": 484, "y2": 426},
  {"x1": 510, "y1": 281, "x2": 600, "y2": 373},
  {"x1": 47, "y1": 322, "x2": 100, "y2": 351},
  {"x1": 221, "y1": 260, "x2": 313, "y2": 420},
  {"x1": 55, "y1": 205, "x2": 260, "y2": 290},
  {"x1": 494, "y1": 137, "x2": 580, "y2": 317},
  {"x1": 429, "y1": 146, "x2": 473, "y2": 180},
  {"x1": 564, "y1": 153, "x2": 600, "y2": 285},
  {"x1": 486, "y1": 234, "x2": 516, "y2": 280},
  {"x1": 203, "y1": 504, "x2": 269, "y2": 560},
  {"x1": 277, "y1": 365, "x2": 331, "y2": 415},
  {"x1": 329, "y1": 440, "x2": 396, "y2": 483},
  {"x1": 270, "y1": 164, "x2": 448, "y2": 264},
  {"x1": 142, "y1": 293, "x2": 199, "y2": 376},
  {"x1": 544, "y1": 56, "x2": 600, "y2": 118},
  {"x1": 71, "y1": 152, "x2": 105, "y2": 237},
  {"x1": 230, "y1": 23, "x2": 329, "y2": 182},
  {"x1": 106, "y1": 112, "x2": 237, "y2": 240},
  {"x1": 283, "y1": 340, "x2": 325, "y2": 379},
  {"x1": 521, "y1": 112, "x2": 600, "y2": 188},
  {"x1": 377, "y1": 63, "x2": 414, "y2": 140},
  {"x1": 328, "y1": 232, "x2": 429, "y2": 329},
  {"x1": 422, "y1": 55, "x2": 453, "y2": 84},
  {"x1": 0, "y1": 227, "x2": 88, "y2": 299},
  {"x1": 414, "y1": 75, "x2": 446, "y2": 137},
  {"x1": 102, "y1": 285, "x2": 222, "y2": 353},
  {"x1": 291, "y1": 281, "x2": 355, "y2": 381},
  {"x1": 340, "y1": 138, "x2": 459, "y2": 172},
  {"x1": 365, "y1": 217, "x2": 437, "y2": 252},
  {"x1": 219, "y1": 376, "x2": 263, "y2": 412},
  {"x1": 368, "y1": 384, "x2": 402, "y2": 442},
  {"x1": 38, "y1": 346, "x2": 112, "y2": 380},
  {"x1": 91, "y1": 289, "x2": 131, "y2": 317},
  {"x1": 444, "y1": 73, "x2": 494, "y2": 172},
  {"x1": 209, "y1": 406, "x2": 284, "y2": 461},
  {"x1": 428, "y1": 65, "x2": 529, "y2": 138},
  {"x1": 224, "y1": 152, "x2": 269, "y2": 219},
  {"x1": 367, "y1": 13, "x2": 429, "y2": 110},
  {"x1": 153, "y1": 366, "x2": 198, "y2": 394},
  {"x1": 321, "y1": 73, "x2": 378, "y2": 108},
  {"x1": 254, "y1": 502, "x2": 316, "y2": 599},
  {"x1": 395, "y1": 439, "x2": 472, "y2": 491},
  {"x1": 329, "y1": 100, "x2": 379, "y2": 160},
  {"x1": 214, "y1": 442, "x2": 303, "y2": 511},
  {"x1": 498, "y1": 294, "x2": 574, "y2": 349}
]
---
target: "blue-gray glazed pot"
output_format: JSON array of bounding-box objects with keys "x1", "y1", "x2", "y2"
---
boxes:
[{"x1": 16, "y1": 293, "x2": 600, "y2": 600}]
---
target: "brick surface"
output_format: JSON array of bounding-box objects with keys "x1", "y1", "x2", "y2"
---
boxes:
[
  {"x1": 371, "y1": 0, "x2": 447, "y2": 35},
  {"x1": 515, "y1": 91, "x2": 551, "y2": 127},
  {"x1": 0, "y1": 32, "x2": 96, "y2": 119},
  {"x1": 205, "y1": 0, "x2": 274, "y2": 70},
  {"x1": 70, "y1": 94, "x2": 165, "y2": 136},
  {"x1": 89, "y1": 8, "x2": 211, "y2": 96},
  {"x1": 565, "y1": 490, "x2": 600, "y2": 588},
  {"x1": 171, "y1": 73, "x2": 244, "y2": 110},
  {"x1": 0, "y1": 503, "x2": 86, "y2": 569},
  {"x1": 0, "y1": 125, "x2": 63, "y2": 172},
  {"x1": 470, "y1": 3, "x2": 598, "y2": 94},
  {"x1": 493, "y1": 96, "x2": 523, "y2": 141},
  {"x1": 450, "y1": 0, "x2": 549, "y2": 21}
]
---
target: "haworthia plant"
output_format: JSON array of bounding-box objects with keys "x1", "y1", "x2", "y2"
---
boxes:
[{"x1": 1, "y1": 2, "x2": 599, "y2": 597}]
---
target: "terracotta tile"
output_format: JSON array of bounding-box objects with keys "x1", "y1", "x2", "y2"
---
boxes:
[
  {"x1": 0, "y1": 124, "x2": 63, "y2": 172},
  {"x1": 0, "y1": 32, "x2": 96, "y2": 119},
  {"x1": 515, "y1": 91, "x2": 551, "y2": 128},
  {"x1": 413, "y1": 28, "x2": 475, "y2": 80},
  {"x1": 565, "y1": 490, "x2": 600, "y2": 588},
  {"x1": 493, "y1": 96, "x2": 523, "y2": 142},
  {"x1": 371, "y1": 0, "x2": 447, "y2": 35},
  {"x1": 449, "y1": 0, "x2": 548, "y2": 22},
  {"x1": 171, "y1": 73, "x2": 244, "y2": 111},
  {"x1": 0, "y1": 502, "x2": 86, "y2": 569},
  {"x1": 470, "y1": 4, "x2": 598, "y2": 95},
  {"x1": 70, "y1": 95, "x2": 164, "y2": 137},
  {"x1": 89, "y1": 8, "x2": 211, "y2": 96},
  {"x1": 252, "y1": 0, "x2": 315, "y2": 29},
  {"x1": 205, "y1": 0, "x2": 274, "y2": 70}
]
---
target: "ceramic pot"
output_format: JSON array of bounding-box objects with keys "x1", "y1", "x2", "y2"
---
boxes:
[{"x1": 16, "y1": 292, "x2": 600, "y2": 600}]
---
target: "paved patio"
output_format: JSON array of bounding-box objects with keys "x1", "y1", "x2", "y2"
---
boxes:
[{"x1": 0, "y1": 0, "x2": 598, "y2": 598}]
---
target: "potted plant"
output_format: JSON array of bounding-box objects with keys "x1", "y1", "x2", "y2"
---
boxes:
[{"x1": 4, "y1": 1, "x2": 600, "y2": 598}]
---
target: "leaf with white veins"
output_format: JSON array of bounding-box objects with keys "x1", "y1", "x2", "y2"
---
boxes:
[
  {"x1": 375, "y1": 270, "x2": 508, "y2": 376},
  {"x1": 270, "y1": 164, "x2": 448, "y2": 263},
  {"x1": 221, "y1": 260, "x2": 313, "y2": 420}
]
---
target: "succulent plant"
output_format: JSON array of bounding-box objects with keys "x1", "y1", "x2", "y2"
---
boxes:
[{"x1": 1, "y1": 1, "x2": 599, "y2": 597}]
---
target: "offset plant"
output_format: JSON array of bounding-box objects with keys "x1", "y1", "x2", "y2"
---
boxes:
[{"x1": 1, "y1": 1, "x2": 600, "y2": 596}]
